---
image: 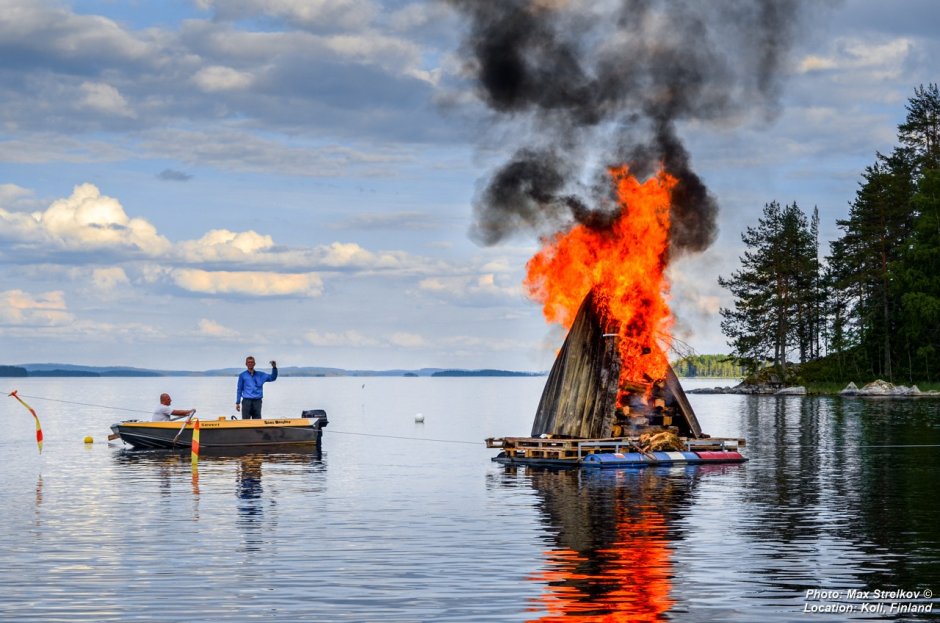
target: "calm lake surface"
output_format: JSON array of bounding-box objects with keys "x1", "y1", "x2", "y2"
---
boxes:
[{"x1": 1, "y1": 376, "x2": 939, "y2": 622}]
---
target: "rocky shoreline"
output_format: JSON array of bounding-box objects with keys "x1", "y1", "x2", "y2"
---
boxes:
[{"x1": 687, "y1": 379, "x2": 940, "y2": 397}]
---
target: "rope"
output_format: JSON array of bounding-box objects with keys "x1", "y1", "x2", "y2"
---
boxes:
[
  {"x1": 768, "y1": 442, "x2": 940, "y2": 449},
  {"x1": 324, "y1": 429, "x2": 479, "y2": 445},
  {"x1": 5, "y1": 393, "x2": 151, "y2": 414},
  {"x1": 858, "y1": 444, "x2": 940, "y2": 448},
  {"x1": 4, "y1": 391, "x2": 481, "y2": 445},
  {"x1": 11, "y1": 391, "x2": 933, "y2": 450}
]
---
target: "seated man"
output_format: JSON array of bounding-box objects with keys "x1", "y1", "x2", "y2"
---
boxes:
[{"x1": 152, "y1": 393, "x2": 196, "y2": 421}]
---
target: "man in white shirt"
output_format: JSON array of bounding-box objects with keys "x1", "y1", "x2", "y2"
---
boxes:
[{"x1": 152, "y1": 393, "x2": 196, "y2": 421}]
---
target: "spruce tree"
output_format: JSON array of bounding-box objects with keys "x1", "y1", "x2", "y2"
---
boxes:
[
  {"x1": 896, "y1": 169, "x2": 940, "y2": 381},
  {"x1": 898, "y1": 83, "x2": 940, "y2": 171},
  {"x1": 829, "y1": 149, "x2": 916, "y2": 380}
]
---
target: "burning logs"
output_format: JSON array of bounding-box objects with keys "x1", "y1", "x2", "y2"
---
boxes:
[{"x1": 531, "y1": 290, "x2": 703, "y2": 439}]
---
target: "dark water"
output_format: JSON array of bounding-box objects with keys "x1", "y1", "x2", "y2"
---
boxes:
[{"x1": 0, "y1": 378, "x2": 938, "y2": 621}]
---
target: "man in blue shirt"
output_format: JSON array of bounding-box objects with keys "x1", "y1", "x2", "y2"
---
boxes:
[{"x1": 236, "y1": 356, "x2": 278, "y2": 419}]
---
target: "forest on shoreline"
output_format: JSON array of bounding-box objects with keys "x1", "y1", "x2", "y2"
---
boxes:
[{"x1": 719, "y1": 84, "x2": 940, "y2": 387}]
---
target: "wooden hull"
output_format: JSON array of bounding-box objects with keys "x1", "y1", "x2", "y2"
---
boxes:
[{"x1": 111, "y1": 417, "x2": 325, "y2": 450}]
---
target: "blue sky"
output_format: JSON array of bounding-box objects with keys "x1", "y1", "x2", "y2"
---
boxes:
[{"x1": 1, "y1": 0, "x2": 938, "y2": 371}]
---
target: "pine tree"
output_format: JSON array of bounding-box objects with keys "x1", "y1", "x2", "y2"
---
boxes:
[{"x1": 719, "y1": 201, "x2": 816, "y2": 375}]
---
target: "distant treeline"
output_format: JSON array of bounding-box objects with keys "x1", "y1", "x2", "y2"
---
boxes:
[
  {"x1": 0, "y1": 365, "x2": 28, "y2": 377},
  {"x1": 430, "y1": 369, "x2": 542, "y2": 377},
  {"x1": 0, "y1": 366, "x2": 160, "y2": 377},
  {"x1": 671, "y1": 355, "x2": 744, "y2": 378},
  {"x1": 0, "y1": 364, "x2": 542, "y2": 378}
]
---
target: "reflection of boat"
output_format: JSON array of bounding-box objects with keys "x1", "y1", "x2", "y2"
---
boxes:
[{"x1": 110, "y1": 410, "x2": 328, "y2": 450}]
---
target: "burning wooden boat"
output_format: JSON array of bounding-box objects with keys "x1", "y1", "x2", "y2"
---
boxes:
[
  {"x1": 110, "y1": 410, "x2": 328, "y2": 450},
  {"x1": 486, "y1": 167, "x2": 745, "y2": 468},
  {"x1": 487, "y1": 290, "x2": 745, "y2": 468}
]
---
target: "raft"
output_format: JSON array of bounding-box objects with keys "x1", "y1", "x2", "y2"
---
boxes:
[{"x1": 486, "y1": 436, "x2": 746, "y2": 468}]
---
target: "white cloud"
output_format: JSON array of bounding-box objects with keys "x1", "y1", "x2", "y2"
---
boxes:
[
  {"x1": 0, "y1": 134, "x2": 133, "y2": 164},
  {"x1": 175, "y1": 231, "x2": 439, "y2": 275},
  {"x1": 91, "y1": 267, "x2": 130, "y2": 291},
  {"x1": 79, "y1": 81, "x2": 135, "y2": 117},
  {"x1": 796, "y1": 37, "x2": 913, "y2": 80},
  {"x1": 418, "y1": 273, "x2": 521, "y2": 300},
  {"x1": 172, "y1": 269, "x2": 324, "y2": 297},
  {"x1": 0, "y1": 289, "x2": 74, "y2": 326},
  {"x1": 797, "y1": 55, "x2": 838, "y2": 73},
  {"x1": 4, "y1": 183, "x2": 172, "y2": 255},
  {"x1": 305, "y1": 329, "x2": 378, "y2": 347},
  {"x1": 197, "y1": 318, "x2": 239, "y2": 338},
  {"x1": 0, "y1": 0, "x2": 155, "y2": 63},
  {"x1": 140, "y1": 128, "x2": 413, "y2": 178},
  {"x1": 198, "y1": 0, "x2": 379, "y2": 30},
  {"x1": 320, "y1": 241, "x2": 396, "y2": 268},
  {"x1": 0, "y1": 318, "x2": 166, "y2": 343},
  {"x1": 193, "y1": 66, "x2": 254, "y2": 92},
  {"x1": 177, "y1": 229, "x2": 274, "y2": 262},
  {"x1": 389, "y1": 331, "x2": 427, "y2": 348},
  {"x1": 0, "y1": 183, "x2": 36, "y2": 209}
]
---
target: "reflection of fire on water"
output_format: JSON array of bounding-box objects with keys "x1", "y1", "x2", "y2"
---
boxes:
[
  {"x1": 530, "y1": 510, "x2": 673, "y2": 622},
  {"x1": 511, "y1": 469, "x2": 696, "y2": 622}
]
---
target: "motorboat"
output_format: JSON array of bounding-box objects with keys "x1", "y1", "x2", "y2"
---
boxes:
[{"x1": 110, "y1": 409, "x2": 328, "y2": 450}]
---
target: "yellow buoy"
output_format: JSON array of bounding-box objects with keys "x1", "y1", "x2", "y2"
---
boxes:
[{"x1": 83, "y1": 436, "x2": 93, "y2": 444}]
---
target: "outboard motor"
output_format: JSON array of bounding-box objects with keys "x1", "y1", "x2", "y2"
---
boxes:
[{"x1": 302, "y1": 409, "x2": 329, "y2": 429}]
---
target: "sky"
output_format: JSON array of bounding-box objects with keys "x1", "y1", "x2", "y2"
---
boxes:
[{"x1": 1, "y1": 0, "x2": 938, "y2": 372}]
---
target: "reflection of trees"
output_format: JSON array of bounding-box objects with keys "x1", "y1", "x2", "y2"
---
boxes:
[
  {"x1": 851, "y1": 399, "x2": 940, "y2": 589},
  {"x1": 496, "y1": 467, "x2": 702, "y2": 621},
  {"x1": 739, "y1": 396, "x2": 940, "y2": 596}
]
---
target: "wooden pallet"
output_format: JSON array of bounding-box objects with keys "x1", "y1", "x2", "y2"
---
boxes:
[{"x1": 485, "y1": 435, "x2": 746, "y2": 462}]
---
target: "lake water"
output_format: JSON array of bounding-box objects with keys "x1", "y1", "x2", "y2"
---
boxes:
[{"x1": 1, "y1": 376, "x2": 939, "y2": 622}]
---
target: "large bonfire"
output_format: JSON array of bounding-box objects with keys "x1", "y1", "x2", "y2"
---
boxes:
[
  {"x1": 523, "y1": 165, "x2": 701, "y2": 440},
  {"x1": 524, "y1": 165, "x2": 675, "y2": 387}
]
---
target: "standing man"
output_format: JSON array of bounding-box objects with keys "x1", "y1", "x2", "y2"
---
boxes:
[
  {"x1": 236, "y1": 356, "x2": 278, "y2": 419},
  {"x1": 153, "y1": 393, "x2": 196, "y2": 421}
]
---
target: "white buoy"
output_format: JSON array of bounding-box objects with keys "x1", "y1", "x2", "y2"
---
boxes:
[{"x1": 414, "y1": 413, "x2": 425, "y2": 423}]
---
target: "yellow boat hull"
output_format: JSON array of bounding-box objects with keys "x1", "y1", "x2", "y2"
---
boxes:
[{"x1": 110, "y1": 415, "x2": 327, "y2": 450}]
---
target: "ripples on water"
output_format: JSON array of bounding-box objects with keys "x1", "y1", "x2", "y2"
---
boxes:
[{"x1": 1, "y1": 377, "x2": 939, "y2": 621}]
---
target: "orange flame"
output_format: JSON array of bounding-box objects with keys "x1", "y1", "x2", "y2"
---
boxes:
[{"x1": 524, "y1": 165, "x2": 676, "y2": 385}]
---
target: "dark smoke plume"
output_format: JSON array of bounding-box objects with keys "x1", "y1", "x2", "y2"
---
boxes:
[{"x1": 447, "y1": 0, "x2": 805, "y2": 255}]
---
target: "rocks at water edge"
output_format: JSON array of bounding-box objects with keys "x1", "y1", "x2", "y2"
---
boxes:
[
  {"x1": 687, "y1": 378, "x2": 940, "y2": 397},
  {"x1": 839, "y1": 379, "x2": 938, "y2": 397},
  {"x1": 688, "y1": 383, "x2": 808, "y2": 395},
  {"x1": 687, "y1": 383, "x2": 775, "y2": 395}
]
